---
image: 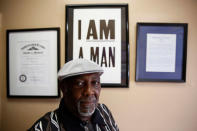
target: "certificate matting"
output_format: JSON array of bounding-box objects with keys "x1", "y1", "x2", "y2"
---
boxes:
[
  {"x1": 66, "y1": 4, "x2": 129, "y2": 87},
  {"x1": 7, "y1": 28, "x2": 60, "y2": 97},
  {"x1": 135, "y1": 23, "x2": 188, "y2": 82}
]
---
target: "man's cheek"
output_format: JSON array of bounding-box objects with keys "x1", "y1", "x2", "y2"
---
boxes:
[
  {"x1": 96, "y1": 89, "x2": 101, "y2": 97},
  {"x1": 72, "y1": 93, "x2": 82, "y2": 102}
]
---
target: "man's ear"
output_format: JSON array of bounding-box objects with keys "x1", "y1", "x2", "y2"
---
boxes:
[{"x1": 59, "y1": 80, "x2": 68, "y2": 94}]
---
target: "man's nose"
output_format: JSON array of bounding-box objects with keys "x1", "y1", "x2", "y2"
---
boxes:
[{"x1": 83, "y1": 83, "x2": 94, "y2": 96}]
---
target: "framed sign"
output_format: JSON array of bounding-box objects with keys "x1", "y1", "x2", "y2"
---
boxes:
[
  {"x1": 66, "y1": 4, "x2": 129, "y2": 87},
  {"x1": 135, "y1": 23, "x2": 188, "y2": 82},
  {"x1": 7, "y1": 28, "x2": 60, "y2": 97}
]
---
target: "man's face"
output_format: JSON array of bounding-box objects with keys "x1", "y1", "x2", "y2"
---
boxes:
[{"x1": 62, "y1": 73, "x2": 101, "y2": 119}]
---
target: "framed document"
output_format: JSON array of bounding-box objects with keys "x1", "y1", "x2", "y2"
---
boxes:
[
  {"x1": 66, "y1": 4, "x2": 129, "y2": 87},
  {"x1": 7, "y1": 28, "x2": 60, "y2": 97},
  {"x1": 136, "y1": 23, "x2": 188, "y2": 82}
]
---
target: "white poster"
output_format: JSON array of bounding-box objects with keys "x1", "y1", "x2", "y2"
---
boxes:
[
  {"x1": 73, "y1": 9, "x2": 121, "y2": 84},
  {"x1": 146, "y1": 33, "x2": 177, "y2": 72}
]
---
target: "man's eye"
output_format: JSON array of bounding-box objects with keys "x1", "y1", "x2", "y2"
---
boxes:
[
  {"x1": 77, "y1": 81, "x2": 84, "y2": 87},
  {"x1": 93, "y1": 81, "x2": 100, "y2": 88},
  {"x1": 95, "y1": 81, "x2": 100, "y2": 85}
]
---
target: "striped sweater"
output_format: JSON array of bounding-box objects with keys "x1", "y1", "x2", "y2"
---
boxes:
[{"x1": 28, "y1": 101, "x2": 119, "y2": 131}]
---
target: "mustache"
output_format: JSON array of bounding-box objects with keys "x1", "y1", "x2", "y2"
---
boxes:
[{"x1": 79, "y1": 96, "x2": 97, "y2": 102}]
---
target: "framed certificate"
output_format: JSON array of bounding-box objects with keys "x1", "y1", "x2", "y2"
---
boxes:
[
  {"x1": 66, "y1": 4, "x2": 129, "y2": 87},
  {"x1": 135, "y1": 23, "x2": 188, "y2": 82},
  {"x1": 7, "y1": 28, "x2": 60, "y2": 97}
]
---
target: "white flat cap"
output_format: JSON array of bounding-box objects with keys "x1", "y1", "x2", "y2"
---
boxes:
[{"x1": 58, "y1": 58, "x2": 104, "y2": 81}]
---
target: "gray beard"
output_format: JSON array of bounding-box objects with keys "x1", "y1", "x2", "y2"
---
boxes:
[{"x1": 77, "y1": 101, "x2": 96, "y2": 117}]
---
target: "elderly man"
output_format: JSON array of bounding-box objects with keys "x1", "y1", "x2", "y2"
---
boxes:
[{"x1": 29, "y1": 59, "x2": 119, "y2": 131}]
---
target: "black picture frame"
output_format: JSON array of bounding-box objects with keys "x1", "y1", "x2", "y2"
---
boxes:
[
  {"x1": 66, "y1": 4, "x2": 129, "y2": 88},
  {"x1": 7, "y1": 28, "x2": 60, "y2": 98},
  {"x1": 135, "y1": 23, "x2": 188, "y2": 82}
]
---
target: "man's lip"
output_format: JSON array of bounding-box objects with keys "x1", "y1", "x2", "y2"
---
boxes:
[{"x1": 80, "y1": 101, "x2": 95, "y2": 104}]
